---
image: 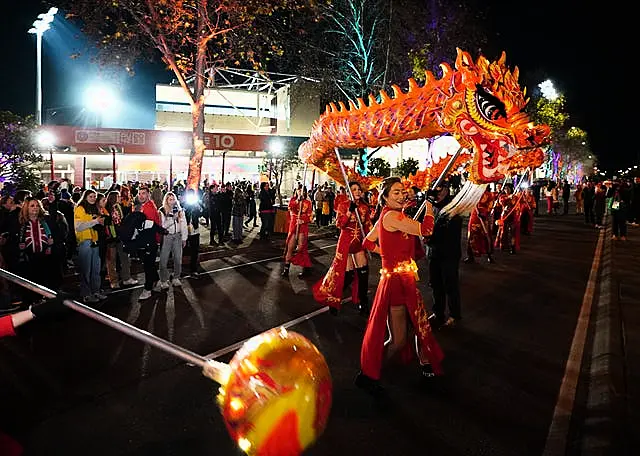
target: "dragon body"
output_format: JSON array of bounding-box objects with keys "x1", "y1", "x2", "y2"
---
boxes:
[{"x1": 298, "y1": 48, "x2": 550, "y2": 192}]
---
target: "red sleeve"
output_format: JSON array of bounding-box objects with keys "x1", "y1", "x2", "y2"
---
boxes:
[
  {"x1": 0, "y1": 315, "x2": 16, "y2": 338},
  {"x1": 301, "y1": 200, "x2": 312, "y2": 223},
  {"x1": 335, "y1": 200, "x2": 350, "y2": 229}
]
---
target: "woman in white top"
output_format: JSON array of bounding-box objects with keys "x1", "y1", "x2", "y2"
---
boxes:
[{"x1": 158, "y1": 192, "x2": 188, "y2": 288}]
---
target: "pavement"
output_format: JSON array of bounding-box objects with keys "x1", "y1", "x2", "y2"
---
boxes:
[{"x1": 0, "y1": 210, "x2": 638, "y2": 456}]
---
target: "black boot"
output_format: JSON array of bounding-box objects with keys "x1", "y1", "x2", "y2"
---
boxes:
[
  {"x1": 297, "y1": 267, "x2": 309, "y2": 279},
  {"x1": 343, "y1": 269, "x2": 355, "y2": 290},
  {"x1": 463, "y1": 256, "x2": 475, "y2": 264},
  {"x1": 281, "y1": 263, "x2": 290, "y2": 277},
  {"x1": 355, "y1": 371, "x2": 385, "y2": 397},
  {"x1": 487, "y1": 255, "x2": 495, "y2": 264},
  {"x1": 356, "y1": 265, "x2": 370, "y2": 315}
]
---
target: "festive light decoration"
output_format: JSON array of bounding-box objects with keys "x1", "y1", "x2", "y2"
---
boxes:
[
  {"x1": 218, "y1": 328, "x2": 332, "y2": 456},
  {"x1": 299, "y1": 48, "x2": 550, "y2": 190}
]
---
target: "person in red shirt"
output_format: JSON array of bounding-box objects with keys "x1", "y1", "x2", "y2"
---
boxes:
[
  {"x1": 464, "y1": 187, "x2": 497, "y2": 264},
  {"x1": 135, "y1": 187, "x2": 161, "y2": 300},
  {"x1": 313, "y1": 181, "x2": 373, "y2": 315},
  {"x1": 356, "y1": 177, "x2": 444, "y2": 396},
  {"x1": 282, "y1": 185, "x2": 314, "y2": 279}
]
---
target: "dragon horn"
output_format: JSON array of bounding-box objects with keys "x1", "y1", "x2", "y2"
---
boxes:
[
  {"x1": 368, "y1": 94, "x2": 378, "y2": 106},
  {"x1": 379, "y1": 90, "x2": 392, "y2": 104},
  {"x1": 391, "y1": 84, "x2": 403, "y2": 98},
  {"x1": 498, "y1": 51, "x2": 507, "y2": 67},
  {"x1": 408, "y1": 78, "x2": 419, "y2": 92},
  {"x1": 357, "y1": 97, "x2": 367, "y2": 109},
  {"x1": 338, "y1": 101, "x2": 347, "y2": 112},
  {"x1": 440, "y1": 62, "x2": 453, "y2": 79},
  {"x1": 348, "y1": 100, "x2": 358, "y2": 111}
]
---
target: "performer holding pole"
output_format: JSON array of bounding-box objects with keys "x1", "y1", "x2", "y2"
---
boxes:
[
  {"x1": 356, "y1": 177, "x2": 443, "y2": 396},
  {"x1": 464, "y1": 187, "x2": 497, "y2": 264},
  {"x1": 282, "y1": 165, "x2": 313, "y2": 278},
  {"x1": 312, "y1": 150, "x2": 373, "y2": 316}
]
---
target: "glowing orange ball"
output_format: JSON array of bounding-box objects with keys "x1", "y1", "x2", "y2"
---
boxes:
[{"x1": 218, "y1": 328, "x2": 332, "y2": 456}]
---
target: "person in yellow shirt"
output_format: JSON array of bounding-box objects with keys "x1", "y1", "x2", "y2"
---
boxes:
[{"x1": 74, "y1": 190, "x2": 105, "y2": 303}]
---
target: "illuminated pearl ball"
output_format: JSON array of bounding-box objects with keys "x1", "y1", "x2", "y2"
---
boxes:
[{"x1": 218, "y1": 328, "x2": 332, "y2": 456}]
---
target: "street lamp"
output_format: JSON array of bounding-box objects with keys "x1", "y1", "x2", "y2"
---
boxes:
[
  {"x1": 28, "y1": 7, "x2": 58, "y2": 126},
  {"x1": 37, "y1": 130, "x2": 55, "y2": 181},
  {"x1": 539, "y1": 79, "x2": 559, "y2": 101},
  {"x1": 84, "y1": 85, "x2": 118, "y2": 127}
]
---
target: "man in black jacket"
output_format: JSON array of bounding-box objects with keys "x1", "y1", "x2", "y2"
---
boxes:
[{"x1": 426, "y1": 181, "x2": 463, "y2": 329}]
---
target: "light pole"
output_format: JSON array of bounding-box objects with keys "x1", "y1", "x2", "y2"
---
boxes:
[
  {"x1": 221, "y1": 149, "x2": 228, "y2": 185},
  {"x1": 28, "y1": 7, "x2": 58, "y2": 126},
  {"x1": 162, "y1": 136, "x2": 182, "y2": 187},
  {"x1": 38, "y1": 130, "x2": 55, "y2": 181}
]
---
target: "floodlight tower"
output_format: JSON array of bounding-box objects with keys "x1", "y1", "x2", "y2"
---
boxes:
[{"x1": 28, "y1": 7, "x2": 58, "y2": 126}]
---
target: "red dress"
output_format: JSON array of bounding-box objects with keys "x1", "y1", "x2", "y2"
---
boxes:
[
  {"x1": 494, "y1": 193, "x2": 521, "y2": 251},
  {"x1": 312, "y1": 199, "x2": 372, "y2": 309},
  {"x1": 285, "y1": 196, "x2": 313, "y2": 267},
  {"x1": 519, "y1": 192, "x2": 535, "y2": 235},
  {"x1": 360, "y1": 207, "x2": 444, "y2": 380},
  {"x1": 467, "y1": 190, "x2": 496, "y2": 256}
]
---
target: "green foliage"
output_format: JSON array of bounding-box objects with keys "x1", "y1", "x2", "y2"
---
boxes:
[
  {"x1": 396, "y1": 157, "x2": 419, "y2": 178},
  {"x1": 530, "y1": 95, "x2": 569, "y2": 134},
  {"x1": 0, "y1": 112, "x2": 44, "y2": 195},
  {"x1": 368, "y1": 157, "x2": 391, "y2": 178}
]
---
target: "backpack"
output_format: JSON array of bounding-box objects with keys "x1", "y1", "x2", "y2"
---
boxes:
[{"x1": 117, "y1": 211, "x2": 147, "y2": 251}]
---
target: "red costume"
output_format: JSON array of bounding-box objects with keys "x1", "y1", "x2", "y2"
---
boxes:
[
  {"x1": 467, "y1": 190, "x2": 496, "y2": 257},
  {"x1": 494, "y1": 193, "x2": 521, "y2": 252},
  {"x1": 519, "y1": 191, "x2": 536, "y2": 235},
  {"x1": 0, "y1": 315, "x2": 16, "y2": 338},
  {"x1": 360, "y1": 207, "x2": 444, "y2": 380},
  {"x1": 313, "y1": 199, "x2": 372, "y2": 309},
  {"x1": 285, "y1": 196, "x2": 313, "y2": 267}
]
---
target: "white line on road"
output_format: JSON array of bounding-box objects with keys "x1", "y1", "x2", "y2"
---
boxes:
[
  {"x1": 542, "y1": 227, "x2": 605, "y2": 456},
  {"x1": 109, "y1": 242, "x2": 337, "y2": 296}
]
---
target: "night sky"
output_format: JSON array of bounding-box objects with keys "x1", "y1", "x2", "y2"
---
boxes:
[{"x1": 0, "y1": 2, "x2": 633, "y2": 174}]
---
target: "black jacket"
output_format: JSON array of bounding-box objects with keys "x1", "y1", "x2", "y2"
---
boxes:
[{"x1": 427, "y1": 199, "x2": 463, "y2": 261}]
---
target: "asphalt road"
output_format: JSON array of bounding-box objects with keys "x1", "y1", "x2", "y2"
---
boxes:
[{"x1": 0, "y1": 213, "x2": 609, "y2": 455}]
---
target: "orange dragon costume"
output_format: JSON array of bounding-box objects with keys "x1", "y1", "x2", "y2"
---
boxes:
[
  {"x1": 312, "y1": 198, "x2": 372, "y2": 312},
  {"x1": 297, "y1": 48, "x2": 550, "y2": 387}
]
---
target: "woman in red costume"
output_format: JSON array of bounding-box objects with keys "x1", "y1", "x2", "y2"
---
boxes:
[
  {"x1": 282, "y1": 185, "x2": 313, "y2": 279},
  {"x1": 519, "y1": 188, "x2": 536, "y2": 235},
  {"x1": 494, "y1": 183, "x2": 520, "y2": 254},
  {"x1": 313, "y1": 181, "x2": 372, "y2": 315},
  {"x1": 355, "y1": 177, "x2": 444, "y2": 395},
  {"x1": 464, "y1": 187, "x2": 496, "y2": 264}
]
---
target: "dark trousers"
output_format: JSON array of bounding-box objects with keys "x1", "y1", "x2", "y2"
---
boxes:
[
  {"x1": 141, "y1": 243, "x2": 159, "y2": 291},
  {"x1": 563, "y1": 197, "x2": 570, "y2": 214},
  {"x1": 209, "y1": 209, "x2": 223, "y2": 244},
  {"x1": 259, "y1": 212, "x2": 275, "y2": 239},
  {"x1": 584, "y1": 202, "x2": 595, "y2": 224},
  {"x1": 222, "y1": 210, "x2": 232, "y2": 236},
  {"x1": 429, "y1": 258, "x2": 461, "y2": 320},
  {"x1": 187, "y1": 233, "x2": 200, "y2": 274},
  {"x1": 612, "y1": 211, "x2": 628, "y2": 237}
]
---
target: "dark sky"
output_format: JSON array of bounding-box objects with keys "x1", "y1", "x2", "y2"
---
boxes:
[{"x1": 0, "y1": 1, "x2": 632, "y2": 174}]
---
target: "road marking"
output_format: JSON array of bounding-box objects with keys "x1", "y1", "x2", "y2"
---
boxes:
[
  {"x1": 204, "y1": 305, "x2": 334, "y2": 360},
  {"x1": 542, "y1": 228, "x2": 605, "y2": 456},
  {"x1": 109, "y1": 242, "x2": 337, "y2": 296}
]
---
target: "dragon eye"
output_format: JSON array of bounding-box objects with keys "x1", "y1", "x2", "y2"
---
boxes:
[{"x1": 475, "y1": 85, "x2": 507, "y2": 122}]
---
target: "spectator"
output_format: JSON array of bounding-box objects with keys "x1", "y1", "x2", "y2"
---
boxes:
[
  {"x1": 594, "y1": 183, "x2": 607, "y2": 229},
  {"x1": 583, "y1": 181, "x2": 595, "y2": 225},
  {"x1": 562, "y1": 180, "x2": 571, "y2": 215},
  {"x1": 314, "y1": 184, "x2": 325, "y2": 226},
  {"x1": 610, "y1": 183, "x2": 630, "y2": 240},
  {"x1": 134, "y1": 187, "x2": 161, "y2": 300},
  {"x1": 258, "y1": 182, "x2": 276, "y2": 241},
  {"x1": 74, "y1": 190, "x2": 106, "y2": 304},
  {"x1": 231, "y1": 187, "x2": 246, "y2": 245},
  {"x1": 182, "y1": 189, "x2": 203, "y2": 276},
  {"x1": 158, "y1": 192, "x2": 188, "y2": 288},
  {"x1": 220, "y1": 183, "x2": 233, "y2": 239},
  {"x1": 104, "y1": 191, "x2": 137, "y2": 289},
  {"x1": 244, "y1": 183, "x2": 258, "y2": 228},
  {"x1": 207, "y1": 184, "x2": 224, "y2": 246}
]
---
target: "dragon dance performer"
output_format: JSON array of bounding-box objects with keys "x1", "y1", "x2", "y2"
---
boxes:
[
  {"x1": 494, "y1": 183, "x2": 520, "y2": 254},
  {"x1": 282, "y1": 185, "x2": 313, "y2": 279},
  {"x1": 355, "y1": 177, "x2": 444, "y2": 396},
  {"x1": 312, "y1": 181, "x2": 372, "y2": 316},
  {"x1": 519, "y1": 188, "x2": 536, "y2": 235},
  {"x1": 464, "y1": 187, "x2": 496, "y2": 264}
]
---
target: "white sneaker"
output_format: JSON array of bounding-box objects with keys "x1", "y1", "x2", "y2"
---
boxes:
[
  {"x1": 138, "y1": 290, "x2": 152, "y2": 300},
  {"x1": 122, "y1": 278, "x2": 139, "y2": 286},
  {"x1": 160, "y1": 281, "x2": 170, "y2": 290},
  {"x1": 171, "y1": 278, "x2": 182, "y2": 287}
]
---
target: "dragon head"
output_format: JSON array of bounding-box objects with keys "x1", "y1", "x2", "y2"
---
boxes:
[{"x1": 438, "y1": 49, "x2": 550, "y2": 183}]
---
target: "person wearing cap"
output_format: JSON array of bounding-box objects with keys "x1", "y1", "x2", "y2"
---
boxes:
[{"x1": 426, "y1": 179, "x2": 464, "y2": 329}]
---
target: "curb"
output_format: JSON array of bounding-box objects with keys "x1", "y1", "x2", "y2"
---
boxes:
[{"x1": 581, "y1": 217, "x2": 627, "y2": 454}]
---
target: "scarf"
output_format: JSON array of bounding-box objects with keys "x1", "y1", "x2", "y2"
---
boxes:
[{"x1": 19, "y1": 219, "x2": 52, "y2": 257}]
